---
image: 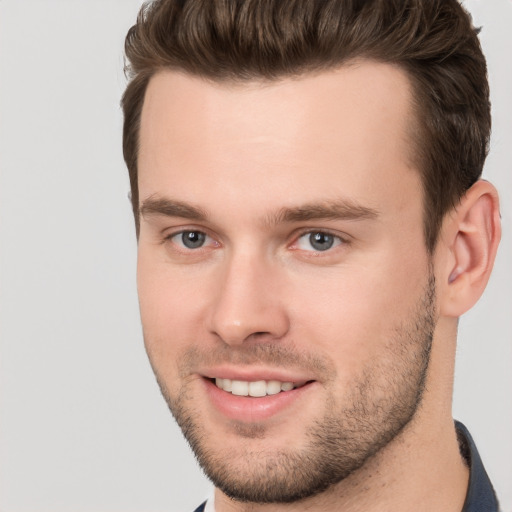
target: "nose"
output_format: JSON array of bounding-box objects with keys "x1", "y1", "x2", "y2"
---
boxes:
[{"x1": 207, "y1": 251, "x2": 290, "y2": 346}]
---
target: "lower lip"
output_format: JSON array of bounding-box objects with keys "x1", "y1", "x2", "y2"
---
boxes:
[{"x1": 203, "y1": 378, "x2": 316, "y2": 422}]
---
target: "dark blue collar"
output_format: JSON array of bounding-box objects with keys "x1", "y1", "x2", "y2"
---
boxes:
[
  {"x1": 456, "y1": 421, "x2": 500, "y2": 511},
  {"x1": 194, "y1": 422, "x2": 499, "y2": 512}
]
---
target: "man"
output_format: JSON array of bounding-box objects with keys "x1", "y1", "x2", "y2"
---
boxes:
[{"x1": 121, "y1": 1, "x2": 501, "y2": 510}]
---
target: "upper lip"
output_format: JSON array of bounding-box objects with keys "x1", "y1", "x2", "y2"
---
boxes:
[{"x1": 199, "y1": 365, "x2": 316, "y2": 383}]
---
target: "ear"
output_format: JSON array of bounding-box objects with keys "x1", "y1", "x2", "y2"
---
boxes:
[{"x1": 438, "y1": 180, "x2": 501, "y2": 317}]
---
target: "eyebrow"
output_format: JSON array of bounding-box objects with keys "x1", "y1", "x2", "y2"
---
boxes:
[
  {"x1": 267, "y1": 200, "x2": 380, "y2": 226},
  {"x1": 140, "y1": 196, "x2": 207, "y2": 221},
  {"x1": 139, "y1": 196, "x2": 379, "y2": 225}
]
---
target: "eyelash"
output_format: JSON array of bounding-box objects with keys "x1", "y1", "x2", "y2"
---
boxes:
[
  {"x1": 163, "y1": 229, "x2": 218, "y2": 251},
  {"x1": 291, "y1": 229, "x2": 348, "y2": 253},
  {"x1": 162, "y1": 228, "x2": 349, "y2": 255}
]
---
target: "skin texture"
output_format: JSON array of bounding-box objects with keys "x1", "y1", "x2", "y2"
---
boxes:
[
  {"x1": 136, "y1": 62, "x2": 500, "y2": 511},
  {"x1": 152, "y1": 272, "x2": 436, "y2": 504}
]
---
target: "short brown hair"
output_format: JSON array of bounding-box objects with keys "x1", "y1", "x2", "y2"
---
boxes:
[{"x1": 122, "y1": 0, "x2": 490, "y2": 251}]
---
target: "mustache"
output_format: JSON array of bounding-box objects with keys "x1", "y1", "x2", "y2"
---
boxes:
[{"x1": 178, "y1": 342, "x2": 335, "y2": 378}]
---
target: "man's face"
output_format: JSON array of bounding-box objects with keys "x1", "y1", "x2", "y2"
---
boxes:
[{"x1": 137, "y1": 62, "x2": 436, "y2": 502}]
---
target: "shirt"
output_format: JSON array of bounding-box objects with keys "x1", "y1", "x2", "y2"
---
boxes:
[{"x1": 456, "y1": 421, "x2": 500, "y2": 511}]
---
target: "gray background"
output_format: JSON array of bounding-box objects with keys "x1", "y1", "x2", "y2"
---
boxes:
[{"x1": 0, "y1": 1, "x2": 510, "y2": 511}]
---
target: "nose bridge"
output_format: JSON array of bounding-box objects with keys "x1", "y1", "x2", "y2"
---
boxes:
[{"x1": 208, "y1": 246, "x2": 289, "y2": 345}]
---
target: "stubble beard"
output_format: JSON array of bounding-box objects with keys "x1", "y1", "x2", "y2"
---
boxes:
[{"x1": 147, "y1": 272, "x2": 436, "y2": 504}]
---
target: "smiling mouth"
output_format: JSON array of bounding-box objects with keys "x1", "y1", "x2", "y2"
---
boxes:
[{"x1": 212, "y1": 378, "x2": 310, "y2": 397}]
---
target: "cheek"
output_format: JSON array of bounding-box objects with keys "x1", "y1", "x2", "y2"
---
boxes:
[
  {"x1": 136, "y1": 249, "x2": 209, "y2": 370},
  {"x1": 288, "y1": 255, "x2": 428, "y2": 377}
]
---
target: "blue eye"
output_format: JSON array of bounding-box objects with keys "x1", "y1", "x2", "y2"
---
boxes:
[
  {"x1": 172, "y1": 230, "x2": 208, "y2": 249},
  {"x1": 296, "y1": 232, "x2": 342, "y2": 252}
]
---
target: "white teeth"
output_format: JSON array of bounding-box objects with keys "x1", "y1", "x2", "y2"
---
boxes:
[
  {"x1": 215, "y1": 378, "x2": 233, "y2": 391},
  {"x1": 266, "y1": 380, "x2": 282, "y2": 395},
  {"x1": 214, "y1": 378, "x2": 305, "y2": 396},
  {"x1": 248, "y1": 381, "x2": 267, "y2": 397},
  {"x1": 231, "y1": 380, "x2": 249, "y2": 396}
]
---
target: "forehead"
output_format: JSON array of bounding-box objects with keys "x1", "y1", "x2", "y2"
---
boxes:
[{"x1": 138, "y1": 62, "x2": 420, "y2": 218}]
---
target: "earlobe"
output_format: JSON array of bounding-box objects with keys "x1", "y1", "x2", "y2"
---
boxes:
[{"x1": 440, "y1": 180, "x2": 501, "y2": 317}]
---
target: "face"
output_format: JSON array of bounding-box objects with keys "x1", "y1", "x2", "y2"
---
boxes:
[{"x1": 137, "y1": 62, "x2": 436, "y2": 503}]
